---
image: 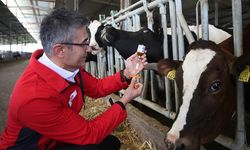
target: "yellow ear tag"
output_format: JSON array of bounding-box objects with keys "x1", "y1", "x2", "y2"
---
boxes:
[
  {"x1": 166, "y1": 70, "x2": 176, "y2": 80},
  {"x1": 239, "y1": 65, "x2": 250, "y2": 82}
]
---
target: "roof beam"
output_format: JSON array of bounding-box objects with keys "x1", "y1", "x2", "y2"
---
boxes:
[
  {"x1": 6, "y1": 5, "x2": 52, "y2": 11},
  {"x1": 91, "y1": 0, "x2": 119, "y2": 7},
  {"x1": 11, "y1": 0, "x2": 55, "y2": 2}
]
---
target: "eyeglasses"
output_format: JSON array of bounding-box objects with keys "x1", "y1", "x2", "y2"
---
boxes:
[{"x1": 60, "y1": 42, "x2": 89, "y2": 50}]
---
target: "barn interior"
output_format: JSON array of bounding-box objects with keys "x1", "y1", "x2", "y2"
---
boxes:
[
  {"x1": 0, "y1": 0, "x2": 250, "y2": 150},
  {"x1": 0, "y1": 0, "x2": 250, "y2": 45}
]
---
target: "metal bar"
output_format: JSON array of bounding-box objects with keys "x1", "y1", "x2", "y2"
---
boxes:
[
  {"x1": 177, "y1": 16, "x2": 185, "y2": 60},
  {"x1": 105, "y1": 1, "x2": 143, "y2": 23},
  {"x1": 169, "y1": 0, "x2": 178, "y2": 60},
  {"x1": 7, "y1": 5, "x2": 52, "y2": 11},
  {"x1": 231, "y1": 0, "x2": 246, "y2": 149},
  {"x1": 85, "y1": 62, "x2": 90, "y2": 73},
  {"x1": 196, "y1": 0, "x2": 201, "y2": 40},
  {"x1": 169, "y1": 0, "x2": 179, "y2": 111},
  {"x1": 215, "y1": 134, "x2": 250, "y2": 150},
  {"x1": 17, "y1": 0, "x2": 55, "y2": 2},
  {"x1": 131, "y1": 14, "x2": 149, "y2": 99},
  {"x1": 107, "y1": 46, "x2": 114, "y2": 75},
  {"x1": 175, "y1": 0, "x2": 195, "y2": 44},
  {"x1": 9, "y1": 22, "x2": 12, "y2": 51},
  {"x1": 142, "y1": 0, "x2": 157, "y2": 102},
  {"x1": 214, "y1": 0, "x2": 219, "y2": 26},
  {"x1": 30, "y1": 0, "x2": 40, "y2": 27},
  {"x1": 74, "y1": 0, "x2": 79, "y2": 11},
  {"x1": 158, "y1": 1, "x2": 172, "y2": 111},
  {"x1": 114, "y1": 49, "x2": 121, "y2": 71},
  {"x1": 132, "y1": 95, "x2": 176, "y2": 120},
  {"x1": 200, "y1": 0, "x2": 209, "y2": 40},
  {"x1": 91, "y1": 0, "x2": 119, "y2": 7},
  {"x1": 90, "y1": 61, "x2": 97, "y2": 76},
  {"x1": 105, "y1": 0, "x2": 170, "y2": 24},
  {"x1": 97, "y1": 51, "x2": 107, "y2": 78}
]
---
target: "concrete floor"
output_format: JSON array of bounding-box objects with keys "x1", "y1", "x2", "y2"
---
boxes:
[{"x1": 0, "y1": 59, "x2": 29, "y2": 133}]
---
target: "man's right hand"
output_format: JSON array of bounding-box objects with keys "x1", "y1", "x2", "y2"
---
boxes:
[{"x1": 119, "y1": 77, "x2": 143, "y2": 105}]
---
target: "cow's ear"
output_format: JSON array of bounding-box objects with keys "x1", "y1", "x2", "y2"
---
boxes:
[
  {"x1": 231, "y1": 53, "x2": 250, "y2": 83},
  {"x1": 157, "y1": 59, "x2": 181, "y2": 80},
  {"x1": 144, "y1": 59, "x2": 181, "y2": 79}
]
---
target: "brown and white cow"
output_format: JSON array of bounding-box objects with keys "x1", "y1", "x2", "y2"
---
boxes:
[{"x1": 146, "y1": 40, "x2": 250, "y2": 149}]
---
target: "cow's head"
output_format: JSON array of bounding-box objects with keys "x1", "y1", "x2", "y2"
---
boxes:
[
  {"x1": 88, "y1": 20, "x2": 104, "y2": 54},
  {"x1": 88, "y1": 20, "x2": 118, "y2": 55},
  {"x1": 150, "y1": 40, "x2": 250, "y2": 150}
]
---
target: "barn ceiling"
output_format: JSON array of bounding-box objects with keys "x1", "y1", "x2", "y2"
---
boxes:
[
  {"x1": 0, "y1": 0, "x2": 250, "y2": 45},
  {"x1": 0, "y1": 0, "x2": 55, "y2": 44}
]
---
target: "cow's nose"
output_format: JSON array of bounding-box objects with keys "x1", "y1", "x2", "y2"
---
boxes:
[
  {"x1": 90, "y1": 44, "x2": 98, "y2": 51},
  {"x1": 176, "y1": 137, "x2": 192, "y2": 150},
  {"x1": 165, "y1": 139, "x2": 176, "y2": 150},
  {"x1": 165, "y1": 134, "x2": 177, "y2": 150},
  {"x1": 89, "y1": 43, "x2": 95, "y2": 47},
  {"x1": 175, "y1": 141, "x2": 186, "y2": 150}
]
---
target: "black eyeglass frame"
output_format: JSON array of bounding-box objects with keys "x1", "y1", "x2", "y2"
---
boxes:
[{"x1": 59, "y1": 42, "x2": 89, "y2": 47}]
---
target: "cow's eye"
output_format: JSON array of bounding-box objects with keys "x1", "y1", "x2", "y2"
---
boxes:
[{"x1": 209, "y1": 80, "x2": 222, "y2": 93}]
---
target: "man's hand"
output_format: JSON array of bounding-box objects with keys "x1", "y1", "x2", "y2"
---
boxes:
[
  {"x1": 119, "y1": 77, "x2": 143, "y2": 105},
  {"x1": 123, "y1": 52, "x2": 148, "y2": 78}
]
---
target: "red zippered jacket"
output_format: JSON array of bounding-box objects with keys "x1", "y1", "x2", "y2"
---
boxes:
[{"x1": 0, "y1": 50, "x2": 129, "y2": 150}]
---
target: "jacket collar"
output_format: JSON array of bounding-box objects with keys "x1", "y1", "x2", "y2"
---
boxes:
[
  {"x1": 38, "y1": 52, "x2": 79, "y2": 83},
  {"x1": 30, "y1": 49, "x2": 71, "y2": 93}
]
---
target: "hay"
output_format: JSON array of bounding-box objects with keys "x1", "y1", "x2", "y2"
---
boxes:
[{"x1": 80, "y1": 97, "x2": 155, "y2": 150}]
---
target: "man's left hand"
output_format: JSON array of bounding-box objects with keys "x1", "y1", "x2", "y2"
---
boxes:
[{"x1": 123, "y1": 53, "x2": 148, "y2": 79}]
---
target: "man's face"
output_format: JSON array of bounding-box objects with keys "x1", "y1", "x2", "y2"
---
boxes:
[{"x1": 62, "y1": 27, "x2": 91, "y2": 71}]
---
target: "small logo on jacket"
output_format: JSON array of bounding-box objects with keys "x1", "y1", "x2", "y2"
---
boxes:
[{"x1": 68, "y1": 90, "x2": 77, "y2": 107}]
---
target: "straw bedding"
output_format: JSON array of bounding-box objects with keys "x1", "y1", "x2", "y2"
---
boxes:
[{"x1": 80, "y1": 97, "x2": 155, "y2": 150}]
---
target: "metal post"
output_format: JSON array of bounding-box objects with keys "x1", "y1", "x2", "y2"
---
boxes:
[
  {"x1": 196, "y1": 0, "x2": 201, "y2": 40},
  {"x1": 169, "y1": 0, "x2": 180, "y2": 112},
  {"x1": 85, "y1": 62, "x2": 90, "y2": 73},
  {"x1": 175, "y1": 0, "x2": 195, "y2": 44},
  {"x1": 169, "y1": 0, "x2": 178, "y2": 60},
  {"x1": 214, "y1": 0, "x2": 219, "y2": 26},
  {"x1": 9, "y1": 22, "x2": 12, "y2": 52},
  {"x1": 200, "y1": 0, "x2": 209, "y2": 40},
  {"x1": 90, "y1": 61, "x2": 97, "y2": 76},
  {"x1": 74, "y1": 0, "x2": 78, "y2": 11},
  {"x1": 158, "y1": 0, "x2": 172, "y2": 110},
  {"x1": 107, "y1": 46, "x2": 114, "y2": 75},
  {"x1": 142, "y1": 0, "x2": 158, "y2": 102},
  {"x1": 105, "y1": 0, "x2": 170, "y2": 25},
  {"x1": 232, "y1": 0, "x2": 246, "y2": 149}
]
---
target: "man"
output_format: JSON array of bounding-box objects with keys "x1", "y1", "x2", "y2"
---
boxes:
[{"x1": 0, "y1": 8, "x2": 147, "y2": 150}]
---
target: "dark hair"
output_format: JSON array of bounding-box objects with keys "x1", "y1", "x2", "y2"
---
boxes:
[{"x1": 39, "y1": 8, "x2": 89, "y2": 56}]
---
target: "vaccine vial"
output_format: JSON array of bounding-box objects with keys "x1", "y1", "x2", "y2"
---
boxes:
[
  {"x1": 135, "y1": 44, "x2": 145, "y2": 70},
  {"x1": 137, "y1": 44, "x2": 146, "y2": 57}
]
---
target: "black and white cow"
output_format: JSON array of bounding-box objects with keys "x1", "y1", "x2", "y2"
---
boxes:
[
  {"x1": 88, "y1": 20, "x2": 231, "y2": 63},
  {"x1": 88, "y1": 20, "x2": 163, "y2": 63},
  {"x1": 146, "y1": 39, "x2": 250, "y2": 150}
]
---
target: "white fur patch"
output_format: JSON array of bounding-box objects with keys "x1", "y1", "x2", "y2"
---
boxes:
[
  {"x1": 88, "y1": 20, "x2": 101, "y2": 49},
  {"x1": 167, "y1": 48, "x2": 216, "y2": 139},
  {"x1": 189, "y1": 25, "x2": 231, "y2": 44},
  {"x1": 167, "y1": 24, "x2": 231, "y2": 44}
]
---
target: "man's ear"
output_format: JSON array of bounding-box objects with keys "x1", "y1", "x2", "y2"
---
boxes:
[
  {"x1": 52, "y1": 44, "x2": 65, "y2": 58},
  {"x1": 231, "y1": 53, "x2": 250, "y2": 83}
]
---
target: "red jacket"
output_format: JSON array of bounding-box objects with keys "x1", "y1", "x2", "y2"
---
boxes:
[{"x1": 0, "y1": 50, "x2": 128, "y2": 150}]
